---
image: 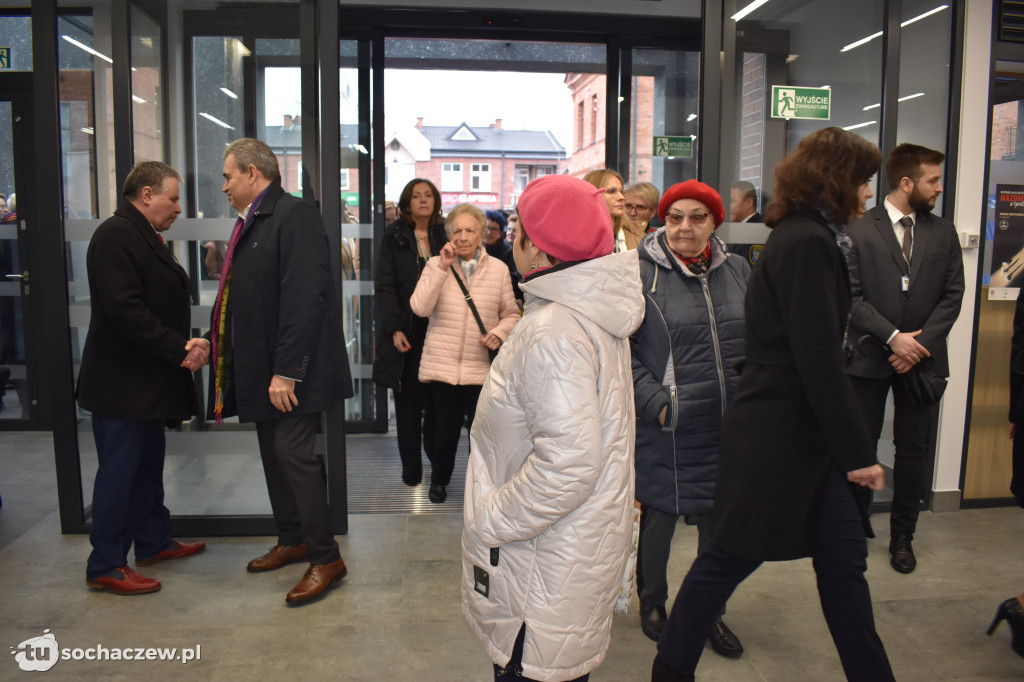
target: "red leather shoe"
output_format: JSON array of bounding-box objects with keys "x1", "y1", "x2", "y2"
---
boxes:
[
  {"x1": 86, "y1": 566, "x2": 161, "y2": 595},
  {"x1": 136, "y1": 540, "x2": 206, "y2": 566}
]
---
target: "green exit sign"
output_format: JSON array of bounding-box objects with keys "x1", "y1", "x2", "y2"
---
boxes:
[
  {"x1": 0, "y1": 48, "x2": 10, "y2": 70},
  {"x1": 771, "y1": 85, "x2": 831, "y2": 120},
  {"x1": 653, "y1": 136, "x2": 695, "y2": 158}
]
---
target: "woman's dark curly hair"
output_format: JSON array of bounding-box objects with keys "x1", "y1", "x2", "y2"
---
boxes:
[{"x1": 764, "y1": 127, "x2": 881, "y2": 228}]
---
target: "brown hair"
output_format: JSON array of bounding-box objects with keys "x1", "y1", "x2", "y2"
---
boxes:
[
  {"x1": 122, "y1": 161, "x2": 182, "y2": 199},
  {"x1": 884, "y1": 143, "x2": 945, "y2": 191},
  {"x1": 398, "y1": 178, "x2": 441, "y2": 227},
  {"x1": 763, "y1": 127, "x2": 881, "y2": 227}
]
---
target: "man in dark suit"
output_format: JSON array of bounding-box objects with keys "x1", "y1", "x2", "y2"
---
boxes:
[
  {"x1": 211, "y1": 138, "x2": 353, "y2": 605},
  {"x1": 729, "y1": 181, "x2": 763, "y2": 223},
  {"x1": 77, "y1": 161, "x2": 208, "y2": 595},
  {"x1": 847, "y1": 143, "x2": 965, "y2": 574}
]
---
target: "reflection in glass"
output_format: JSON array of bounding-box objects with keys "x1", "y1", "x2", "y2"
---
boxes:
[
  {"x1": 965, "y1": 68, "x2": 1024, "y2": 501},
  {"x1": 0, "y1": 100, "x2": 29, "y2": 421},
  {"x1": 131, "y1": 5, "x2": 163, "y2": 163}
]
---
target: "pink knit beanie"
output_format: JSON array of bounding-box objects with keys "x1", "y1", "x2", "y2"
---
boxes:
[
  {"x1": 516, "y1": 175, "x2": 614, "y2": 262},
  {"x1": 658, "y1": 180, "x2": 726, "y2": 227}
]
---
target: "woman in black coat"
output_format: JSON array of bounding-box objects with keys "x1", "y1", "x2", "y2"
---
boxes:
[
  {"x1": 652, "y1": 128, "x2": 895, "y2": 682},
  {"x1": 483, "y1": 209, "x2": 523, "y2": 306},
  {"x1": 373, "y1": 178, "x2": 447, "y2": 486}
]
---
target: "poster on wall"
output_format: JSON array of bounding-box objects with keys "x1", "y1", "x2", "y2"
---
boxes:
[{"x1": 989, "y1": 184, "x2": 1024, "y2": 299}]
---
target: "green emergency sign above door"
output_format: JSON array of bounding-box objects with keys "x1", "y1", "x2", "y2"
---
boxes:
[
  {"x1": 770, "y1": 85, "x2": 831, "y2": 120},
  {"x1": 653, "y1": 135, "x2": 695, "y2": 158}
]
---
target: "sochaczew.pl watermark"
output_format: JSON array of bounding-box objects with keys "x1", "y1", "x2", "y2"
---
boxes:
[{"x1": 10, "y1": 630, "x2": 201, "y2": 672}]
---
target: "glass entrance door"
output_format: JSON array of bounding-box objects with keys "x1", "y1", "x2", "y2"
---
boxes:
[{"x1": 0, "y1": 93, "x2": 38, "y2": 427}]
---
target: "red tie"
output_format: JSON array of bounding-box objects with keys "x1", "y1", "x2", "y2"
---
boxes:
[{"x1": 157, "y1": 232, "x2": 167, "y2": 247}]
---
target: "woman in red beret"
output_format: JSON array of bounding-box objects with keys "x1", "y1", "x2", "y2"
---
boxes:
[
  {"x1": 652, "y1": 128, "x2": 894, "y2": 681},
  {"x1": 631, "y1": 180, "x2": 749, "y2": 658}
]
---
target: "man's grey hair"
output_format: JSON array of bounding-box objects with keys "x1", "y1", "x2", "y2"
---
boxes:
[{"x1": 224, "y1": 138, "x2": 281, "y2": 181}]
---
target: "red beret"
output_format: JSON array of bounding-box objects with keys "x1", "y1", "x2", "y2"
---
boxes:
[{"x1": 657, "y1": 180, "x2": 726, "y2": 228}]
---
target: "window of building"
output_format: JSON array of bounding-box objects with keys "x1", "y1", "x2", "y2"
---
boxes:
[
  {"x1": 591, "y1": 94, "x2": 598, "y2": 145},
  {"x1": 340, "y1": 167, "x2": 349, "y2": 190},
  {"x1": 442, "y1": 162, "x2": 462, "y2": 190},
  {"x1": 535, "y1": 166, "x2": 555, "y2": 177},
  {"x1": 470, "y1": 163, "x2": 491, "y2": 191},
  {"x1": 577, "y1": 101, "x2": 584, "y2": 150},
  {"x1": 515, "y1": 166, "x2": 530, "y2": 193}
]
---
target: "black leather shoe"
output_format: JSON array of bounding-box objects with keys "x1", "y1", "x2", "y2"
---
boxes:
[
  {"x1": 651, "y1": 653, "x2": 695, "y2": 682},
  {"x1": 402, "y1": 468, "x2": 422, "y2": 486},
  {"x1": 708, "y1": 619, "x2": 743, "y2": 659},
  {"x1": 428, "y1": 483, "x2": 446, "y2": 503},
  {"x1": 640, "y1": 603, "x2": 668, "y2": 642},
  {"x1": 889, "y1": 533, "x2": 917, "y2": 574},
  {"x1": 987, "y1": 596, "x2": 1024, "y2": 659}
]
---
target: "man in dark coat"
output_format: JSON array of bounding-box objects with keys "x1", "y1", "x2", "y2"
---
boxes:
[
  {"x1": 77, "y1": 161, "x2": 207, "y2": 595},
  {"x1": 212, "y1": 138, "x2": 353, "y2": 604},
  {"x1": 846, "y1": 143, "x2": 965, "y2": 574}
]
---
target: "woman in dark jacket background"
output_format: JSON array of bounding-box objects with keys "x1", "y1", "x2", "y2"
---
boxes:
[
  {"x1": 652, "y1": 128, "x2": 894, "y2": 682},
  {"x1": 373, "y1": 178, "x2": 447, "y2": 486},
  {"x1": 483, "y1": 209, "x2": 523, "y2": 306},
  {"x1": 631, "y1": 180, "x2": 748, "y2": 656}
]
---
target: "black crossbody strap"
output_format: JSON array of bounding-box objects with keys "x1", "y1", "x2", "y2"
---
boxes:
[{"x1": 450, "y1": 265, "x2": 488, "y2": 336}]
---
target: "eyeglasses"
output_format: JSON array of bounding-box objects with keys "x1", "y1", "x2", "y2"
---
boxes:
[{"x1": 664, "y1": 211, "x2": 710, "y2": 226}]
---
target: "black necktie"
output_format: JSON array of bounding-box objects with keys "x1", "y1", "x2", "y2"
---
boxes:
[{"x1": 899, "y1": 216, "x2": 913, "y2": 263}]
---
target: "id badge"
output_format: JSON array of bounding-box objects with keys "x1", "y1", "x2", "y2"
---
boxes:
[{"x1": 901, "y1": 275, "x2": 909, "y2": 292}]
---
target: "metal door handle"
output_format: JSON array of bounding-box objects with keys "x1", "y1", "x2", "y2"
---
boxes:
[{"x1": 5, "y1": 272, "x2": 28, "y2": 280}]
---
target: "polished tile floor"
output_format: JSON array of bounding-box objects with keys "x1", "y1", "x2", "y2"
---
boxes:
[{"x1": 1, "y1": 430, "x2": 1022, "y2": 681}]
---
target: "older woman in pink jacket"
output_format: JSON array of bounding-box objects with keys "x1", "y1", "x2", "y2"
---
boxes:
[{"x1": 410, "y1": 203, "x2": 520, "y2": 503}]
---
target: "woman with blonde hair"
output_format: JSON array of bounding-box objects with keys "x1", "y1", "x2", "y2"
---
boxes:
[
  {"x1": 462, "y1": 175, "x2": 645, "y2": 681},
  {"x1": 584, "y1": 169, "x2": 645, "y2": 252},
  {"x1": 410, "y1": 203, "x2": 519, "y2": 503}
]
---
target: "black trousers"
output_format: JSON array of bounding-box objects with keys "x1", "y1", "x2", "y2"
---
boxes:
[
  {"x1": 655, "y1": 468, "x2": 894, "y2": 681},
  {"x1": 850, "y1": 374, "x2": 936, "y2": 537},
  {"x1": 87, "y1": 416, "x2": 173, "y2": 577},
  {"x1": 429, "y1": 382, "x2": 481, "y2": 486},
  {"x1": 637, "y1": 508, "x2": 723, "y2": 618},
  {"x1": 1012, "y1": 425, "x2": 1024, "y2": 508},
  {"x1": 255, "y1": 412, "x2": 340, "y2": 565},
  {"x1": 394, "y1": 321, "x2": 435, "y2": 480}
]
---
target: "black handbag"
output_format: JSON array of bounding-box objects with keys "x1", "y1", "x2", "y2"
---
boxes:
[
  {"x1": 450, "y1": 265, "x2": 499, "y2": 363},
  {"x1": 855, "y1": 335, "x2": 947, "y2": 406}
]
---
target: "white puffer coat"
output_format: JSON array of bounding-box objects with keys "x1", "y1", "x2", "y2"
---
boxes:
[
  {"x1": 462, "y1": 250, "x2": 645, "y2": 681},
  {"x1": 410, "y1": 250, "x2": 520, "y2": 386}
]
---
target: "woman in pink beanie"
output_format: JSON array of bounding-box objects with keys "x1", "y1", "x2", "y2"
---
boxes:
[{"x1": 462, "y1": 174, "x2": 645, "y2": 682}]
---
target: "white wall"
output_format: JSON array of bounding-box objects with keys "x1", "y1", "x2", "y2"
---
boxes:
[{"x1": 934, "y1": 0, "x2": 992, "y2": 505}]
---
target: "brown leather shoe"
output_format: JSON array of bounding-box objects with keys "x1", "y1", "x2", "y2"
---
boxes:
[
  {"x1": 285, "y1": 556, "x2": 347, "y2": 605},
  {"x1": 246, "y1": 543, "x2": 308, "y2": 573}
]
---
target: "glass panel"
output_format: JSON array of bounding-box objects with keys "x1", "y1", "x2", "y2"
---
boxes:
[
  {"x1": 0, "y1": 15, "x2": 32, "y2": 72},
  {"x1": 727, "y1": 0, "x2": 886, "y2": 214},
  {"x1": 896, "y1": 1, "x2": 952, "y2": 216},
  {"x1": 965, "y1": 63, "x2": 1024, "y2": 501},
  {"x1": 384, "y1": 37, "x2": 595, "y2": 209},
  {"x1": 0, "y1": 100, "x2": 30, "y2": 421},
  {"x1": 130, "y1": 4, "x2": 163, "y2": 162},
  {"x1": 626, "y1": 48, "x2": 701, "y2": 195},
  {"x1": 192, "y1": 36, "x2": 245, "y2": 219},
  {"x1": 58, "y1": 7, "x2": 117, "y2": 500},
  {"x1": 339, "y1": 40, "x2": 373, "y2": 423}
]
